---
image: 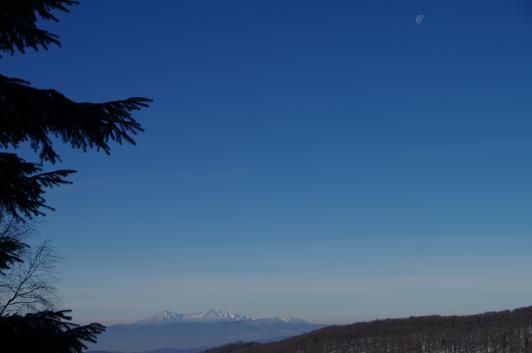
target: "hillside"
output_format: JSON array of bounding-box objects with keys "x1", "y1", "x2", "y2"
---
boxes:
[{"x1": 203, "y1": 306, "x2": 532, "y2": 353}]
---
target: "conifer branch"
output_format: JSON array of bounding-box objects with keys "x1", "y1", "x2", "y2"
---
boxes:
[
  {"x1": 0, "y1": 153, "x2": 75, "y2": 219},
  {"x1": 0, "y1": 0, "x2": 79, "y2": 55},
  {"x1": 0, "y1": 310, "x2": 106, "y2": 353},
  {"x1": 0, "y1": 75, "x2": 151, "y2": 163}
]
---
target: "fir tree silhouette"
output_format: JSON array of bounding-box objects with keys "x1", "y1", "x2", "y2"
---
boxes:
[{"x1": 0, "y1": 1, "x2": 151, "y2": 352}]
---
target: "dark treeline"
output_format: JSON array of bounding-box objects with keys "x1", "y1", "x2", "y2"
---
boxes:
[{"x1": 204, "y1": 306, "x2": 532, "y2": 353}]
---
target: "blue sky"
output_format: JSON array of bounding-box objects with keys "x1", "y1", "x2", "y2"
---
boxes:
[{"x1": 3, "y1": 0, "x2": 532, "y2": 324}]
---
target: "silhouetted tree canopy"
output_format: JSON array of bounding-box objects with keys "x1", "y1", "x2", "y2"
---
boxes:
[
  {"x1": 0, "y1": 1, "x2": 151, "y2": 352},
  {"x1": 0, "y1": 310, "x2": 105, "y2": 353},
  {"x1": 0, "y1": 0, "x2": 151, "y2": 219},
  {"x1": 0, "y1": 0, "x2": 77, "y2": 55},
  {"x1": 0, "y1": 74, "x2": 149, "y2": 164},
  {"x1": 0, "y1": 153, "x2": 74, "y2": 219},
  {"x1": 0, "y1": 234, "x2": 26, "y2": 271},
  {"x1": 0, "y1": 216, "x2": 29, "y2": 271}
]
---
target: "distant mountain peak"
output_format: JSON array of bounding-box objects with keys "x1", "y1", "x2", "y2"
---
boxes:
[
  {"x1": 135, "y1": 311, "x2": 185, "y2": 325},
  {"x1": 193, "y1": 308, "x2": 251, "y2": 322},
  {"x1": 264, "y1": 314, "x2": 306, "y2": 323},
  {"x1": 92, "y1": 310, "x2": 323, "y2": 353},
  {"x1": 134, "y1": 309, "x2": 306, "y2": 325}
]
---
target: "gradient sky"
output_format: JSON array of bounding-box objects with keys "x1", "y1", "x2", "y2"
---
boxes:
[{"x1": 3, "y1": 0, "x2": 532, "y2": 325}]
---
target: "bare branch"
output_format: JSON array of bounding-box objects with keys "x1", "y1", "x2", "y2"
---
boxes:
[{"x1": 0, "y1": 219, "x2": 58, "y2": 317}]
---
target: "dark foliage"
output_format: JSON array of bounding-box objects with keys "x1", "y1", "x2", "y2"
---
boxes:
[
  {"x1": 0, "y1": 0, "x2": 151, "y2": 219},
  {"x1": 0, "y1": 310, "x2": 105, "y2": 353},
  {"x1": 0, "y1": 75, "x2": 151, "y2": 164},
  {"x1": 0, "y1": 216, "x2": 30, "y2": 271},
  {"x1": 0, "y1": 234, "x2": 26, "y2": 271},
  {"x1": 204, "y1": 306, "x2": 532, "y2": 353},
  {"x1": 0, "y1": 74, "x2": 151, "y2": 219},
  {"x1": 0, "y1": 153, "x2": 75, "y2": 219},
  {"x1": 0, "y1": 0, "x2": 77, "y2": 55},
  {"x1": 0, "y1": 1, "x2": 150, "y2": 352}
]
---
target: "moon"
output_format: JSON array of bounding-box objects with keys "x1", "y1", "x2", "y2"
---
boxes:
[{"x1": 416, "y1": 14, "x2": 425, "y2": 24}]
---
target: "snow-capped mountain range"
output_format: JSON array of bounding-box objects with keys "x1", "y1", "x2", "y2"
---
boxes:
[
  {"x1": 135, "y1": 308, "x2": 306, "y2": 325},
  {"x1": 90, "y1": 309, "x2": 323, "y2": 353}
]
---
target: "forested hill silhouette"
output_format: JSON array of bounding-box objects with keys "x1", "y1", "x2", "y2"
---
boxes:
[{"x1": 203, "y1": 306, "x2": 532, "y2": 353}]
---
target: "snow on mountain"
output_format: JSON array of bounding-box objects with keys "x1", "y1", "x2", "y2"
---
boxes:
[
  {"x1": 92, "y1": 309, "x2": 323, "y2": 352},
  {"x1": 135, "y1": 309, "x2": 306, "y2": 325},
  {"x1": 187, "y1": 308, "x2": 251, "y2": 322},
  {"x1": 135, "y1": 311, "x2": 187, "y2": 325}
]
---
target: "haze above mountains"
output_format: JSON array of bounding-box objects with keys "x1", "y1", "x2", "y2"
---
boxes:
[{"x1": 89, "y1": 309, "x2": 323, "y2": 353}]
